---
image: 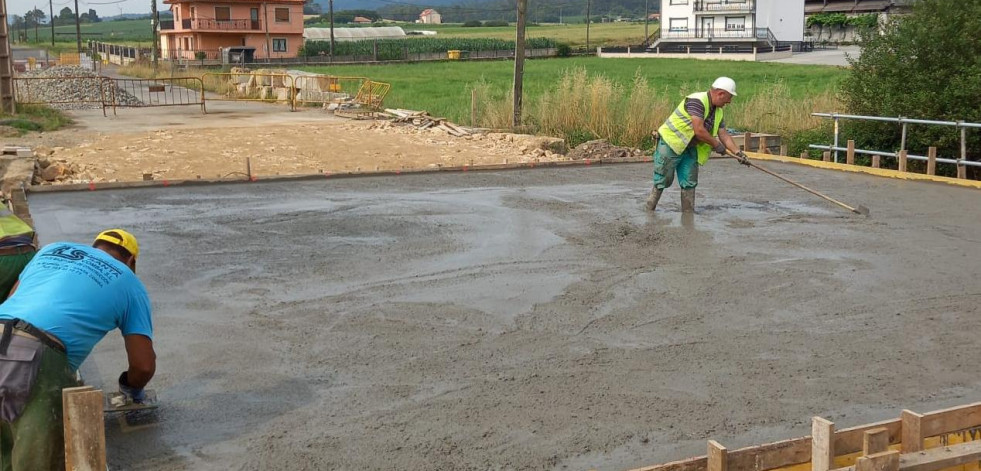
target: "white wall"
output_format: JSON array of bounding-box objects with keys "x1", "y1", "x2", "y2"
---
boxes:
[
  {"x1": 756, "y1": 0, "x2": 804, "y2": 42},
  {"x1": 661, "y1": 0, "x2": 695, "y2": 35}
]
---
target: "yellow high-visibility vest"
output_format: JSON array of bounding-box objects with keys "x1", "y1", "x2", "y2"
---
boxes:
[
  {"x1": 0, "y1": 210, "x2": 33, "y2": 240},
  {"x1": 657, "y1": 92, "x2": 724, "y2": 165}
]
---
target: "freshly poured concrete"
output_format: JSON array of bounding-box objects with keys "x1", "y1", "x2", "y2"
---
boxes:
[{"x1": 28, "y1": 161, "x2": 981, "y2": 470}]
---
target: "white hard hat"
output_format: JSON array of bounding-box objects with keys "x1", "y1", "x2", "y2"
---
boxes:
[{"x1": 711, "y1": 76, "x2": 737, "y2": 96}]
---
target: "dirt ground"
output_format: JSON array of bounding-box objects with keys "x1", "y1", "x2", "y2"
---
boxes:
[
  {"x1": 13, "y1": 102, "x2": 608, "y2": 185},
  {"x1": 28, "y1": 162, "x2": 981, "y2": 471}
]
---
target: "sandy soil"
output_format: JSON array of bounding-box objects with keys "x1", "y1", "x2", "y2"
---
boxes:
[
  {"x1": 14, "y1": 103, "x2": 579, "y2": 185},
  {"x1": 29, "y1": 163, "x2": 981, "y2": 471}
]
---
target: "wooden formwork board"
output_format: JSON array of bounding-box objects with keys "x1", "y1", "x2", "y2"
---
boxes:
[{"x1": 629, "y1": 402, "x2": 981, "y2": 471}]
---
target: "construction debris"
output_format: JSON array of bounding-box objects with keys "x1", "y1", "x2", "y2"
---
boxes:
[
  {"x1": 384, "y1": 109, "x2": 473, "y2": 137},
  {"x1": 17, "y1": 65, "x2": 142, "y2": 109},
  {"x1": 567, "y1": 139, "x2": 646, "y2": 161}
]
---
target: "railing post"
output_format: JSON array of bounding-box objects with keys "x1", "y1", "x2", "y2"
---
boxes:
[
  {"x1": 901, "y1": 409, "x2": 924, "y2": 452},
  {"x1": 898, "y1": 150, "x2": 908, "y2": 172},
  {"x1": 846, "y1": 139, "x2": 855, "y2": 165},
  {"x1": 959, "y1": 126, "x2": 967, "y2": 179},
  {"x1": 811, "y1": 417, "x2": 834, "y2": 471},
  {"x1": 900, "y1": 120, "x2": 907, "y2": 153},
  {"x1": 823, "y1": 151, "x2": 831, "y2": 162},
  {"x1": 833, "y1": 116, "x2": 840, "y2": 163},
  {"x1": 872, "y1": 154, "x2": 880, "y2": 168},
  {"x1": 927, "y1": 146, "x2": 937, "y2": 175}
]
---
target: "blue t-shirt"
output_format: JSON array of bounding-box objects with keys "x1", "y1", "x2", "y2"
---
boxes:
[{"x1": 0, "y1": 242, "x2": 152, "y2": 370}]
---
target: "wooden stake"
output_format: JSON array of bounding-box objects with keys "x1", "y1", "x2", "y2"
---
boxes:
[
  {"x1": 855, "y1": 450, "x2": 900, "y2": 471},
  {"x1": 745, "y1": 132, "x2": 754, "y2": 152},
  {"x1": 63, "y1": 386, "x2": 106, "y2": 471},
  {"x1": 846, "y1": 140, "x2": 855, "y2": 165},
  {"x1": 898, "y1": 150, "x2": 908, "y2": 172},
  {"x1": 823, "y1": 151, "x2": 831, "y2": 162},
  {"x1": 800, "y1": 151, "x2": 808, "y2": 159},
  {"x1": 863, "y1": 427, "x2": 890, "y2": 455},
  {"x1": 471, "y1": 89, "x2": 477, "y2": 127},
  {"x1": 872, "y1": 154, "x2": 880, "y2": 168},
  {"x1": 901, "y1": 409, "x2": 924, "y2": 453},
  {"x1": 812, "y1": 417, "x2": 835, "y2": 471},
  {"x1": 708, "y1": 440, "x2": 727, "y2": 471},
  {"x1": 780, "y1": 144, "x2": 788, "y2": 156},
  {"x1": 927, "y1": 147, "x2": 937, "y2": 175}
]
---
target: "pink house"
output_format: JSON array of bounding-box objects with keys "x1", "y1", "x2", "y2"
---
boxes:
[{"x1": 160, "y1": 0, "x2": 305, "y2": 60}]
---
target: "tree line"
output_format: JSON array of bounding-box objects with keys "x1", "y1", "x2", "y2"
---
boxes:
[{"x1": 9, "y1": 6, "x2": 101, "y2": 29}]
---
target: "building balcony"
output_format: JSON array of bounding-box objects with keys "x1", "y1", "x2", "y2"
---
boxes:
[
  {"x1": 660, "y1": 27, "x2": 770, "y2": 41},
  {"x1": 163, "y1": 18, "x2": 262, "y2": 32},
  {"x1": 693, "y1": 0, "x2": 755, "y2": 13}
]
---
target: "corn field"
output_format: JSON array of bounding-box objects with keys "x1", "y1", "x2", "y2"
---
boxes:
[{"x1": 300, "y1": 37, "x2": 558, "y2": 59}]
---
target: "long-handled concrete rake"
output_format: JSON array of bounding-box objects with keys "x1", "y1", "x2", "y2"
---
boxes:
[{"x1": 727, "y1": 151, "x2": 871, "y2": 216}]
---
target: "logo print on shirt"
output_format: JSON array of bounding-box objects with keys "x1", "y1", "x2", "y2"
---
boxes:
[{"x1": 40, "y1": 244, "x2": 124, "y2": 287}]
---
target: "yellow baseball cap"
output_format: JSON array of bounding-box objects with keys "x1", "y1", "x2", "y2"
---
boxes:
[{"x1": 94, "y1": 229, "x2": 140, "y2": 259}]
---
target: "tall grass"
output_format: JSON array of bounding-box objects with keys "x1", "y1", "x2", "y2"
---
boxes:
[{"x1": 480, "y1": 68, "x2": 840, "y2": 149}]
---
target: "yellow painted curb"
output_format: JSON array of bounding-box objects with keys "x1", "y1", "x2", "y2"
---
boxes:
[{"x1": 744, "y1": 151, "x2": 981, "y2": 190}]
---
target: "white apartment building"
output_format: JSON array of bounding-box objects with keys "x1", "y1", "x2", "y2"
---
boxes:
[{"x1": 656, "y1": 0, "x2": 804, "y2": 48}]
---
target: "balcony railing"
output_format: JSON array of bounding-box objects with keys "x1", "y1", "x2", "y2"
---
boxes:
[
  {"x1": 160, "y1": 20, "x2": 174, "y2": 30},
  {"x1": 178, "y1": 18, "x2": 262, "y2": 31},
  {"x1": 661, "y1": 27, "x2": 771, "y2": 40},
  {"x1": 693, "y1": 0, "x2": 755, "y2": 12}
]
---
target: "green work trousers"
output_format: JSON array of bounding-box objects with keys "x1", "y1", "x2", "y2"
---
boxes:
[
  {"x1": 0, "y1": 251, "x2": 35, "y2": 301},
  {"x1": 653, "y1": 139, "x2": 699, "y2": 190},
  {"x1": 0, "y1": 343, "x2": 78, "y2": 471}
]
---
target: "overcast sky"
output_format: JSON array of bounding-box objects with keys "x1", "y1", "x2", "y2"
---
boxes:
[{"x1": 6, "y1": 0, "x2": 169, "y2": 18}]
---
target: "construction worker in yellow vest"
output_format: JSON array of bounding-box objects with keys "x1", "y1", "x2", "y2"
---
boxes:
[{"x1": 646, "y1": 77, "x2": 750, "y2": 213}]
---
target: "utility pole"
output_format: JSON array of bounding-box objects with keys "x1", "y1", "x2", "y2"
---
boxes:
[
  {"x1": 49, "y1": 0, "x2": 54, "y2": 46},
  {"x1": 328, "y1": 0, "x2": 334, "y2": 56},
  {"x1": 73, "y1": 0, "x2": 81, "y2": 52},
  {"x1": 0, "y1": 0, "x2": 15, "y2": 114},
  {"x1": 644, "y1": 0, "x2": 649, "y2": 47},
  {"x1": 34, "y1": 6, "x2": 39, "y2": 43},
  {"x1": 512, "y1": 0, "x2": 526, "y2": 127},
  {"x1": 585, "y1": 0, "x2": 591, "y2": 52},
  {"x1": 151, "y1": 0, "x2": 158, "y2": 66}
]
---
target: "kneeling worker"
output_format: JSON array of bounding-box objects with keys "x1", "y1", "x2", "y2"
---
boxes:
[
  {"x1": 0, "y1": 229, "x2": 154, "y2": 470},
  {"x1": 647, "y1": 77, "x2": 750, "y2": 213}
]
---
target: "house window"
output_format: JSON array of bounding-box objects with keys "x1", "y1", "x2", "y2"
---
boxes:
[
  {"x1": 215, "y1": 6, "x2": 230, "y2": 21},
  {"x1": 669, "y1": 0, "x2": 689, "y2": 4},
  {"x1": 669, "y1": 18, "x2": 689, "y2": 32},
  {"x1": 272, "y1": 38, "x2": 287, "y2": 52},
  {"x1": 275, "y1": 8, "x2": 290, "y2": 22},
  {"x1": 725, "y1": 16, "x2": 746, "y2": 31},
  {"x1": 190, "y1": 6, "x2": 195, "y2": 17}
]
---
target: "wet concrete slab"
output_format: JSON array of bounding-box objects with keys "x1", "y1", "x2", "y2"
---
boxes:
[{"x1": 27, "y1": 161, "x2": 981, "y2": 470}]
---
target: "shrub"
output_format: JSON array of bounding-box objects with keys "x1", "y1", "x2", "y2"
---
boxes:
[
  {"x1": 194, "y1": 51, "x2": 206, "y2": 60},
  {"x1": 483, "y1": 20, "x2": 509, "y2": 27},
  {"x1": 556, "y1": 43, "x2": 572, "y2": 57},
  {"x1": 841, "y1": 0, "x2": 981, "y2": 178},
  {"x1": 463, "y1": 20, "x2": 482, "y2": 27}
]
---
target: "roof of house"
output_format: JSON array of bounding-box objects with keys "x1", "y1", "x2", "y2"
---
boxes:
[
  {"x1": 420, "y1": 9, "x2": 438, "y2": 16},
  {"x1": 304, "y1": 26, "x2": 406, "y2": 41},
  {"x1": 353, "y1": 16, "x2": 371, "y2": 22}
]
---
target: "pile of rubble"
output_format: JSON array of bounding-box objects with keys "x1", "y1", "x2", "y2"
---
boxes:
[
  {"x1": 17, "y1": 66, "x2": 142, "y2": 109},
  {"x1": 384, "y1": 109, "x2": 472, "y2": 137},
  {"x1": 31, "y1": 147, "x2": 99, "y2": 184},
  {"x1": 566, "y1": 139, "x2": 646, "y2": 161}
]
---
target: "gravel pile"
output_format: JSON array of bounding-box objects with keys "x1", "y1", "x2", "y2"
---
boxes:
[{"x1": 18, "y1": 65, "x2": 143, "y2": 109}]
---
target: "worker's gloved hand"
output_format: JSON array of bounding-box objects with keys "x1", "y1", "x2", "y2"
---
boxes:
[
  {"x1": 736, "y1": 151, "x2": 751, "y2": 166},
  {"x1": 712, "y1": 142, "x2": 727, "y2": 155},
  {"x1": 118, "y1": 371, "x2": 146, "y2": 404}
]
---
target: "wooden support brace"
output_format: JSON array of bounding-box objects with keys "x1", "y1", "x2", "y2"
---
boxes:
[
  {"x1": 63, "y1": 386, "x2": 106, "y2": 471},
  {"x1": 745, "y1": 132, "x2": 754, "y2": 152},
  {"x1": 812, "y1": 417, "x2": 835, "y2": 471},
  {"x1": 872, "y1": 155, "x2": 880, "y2": 168},
  {"x1": 823, "y1": 151, "x2": 831, "y2": 162},
  {"x1": 761, "y1": 136, "x2": 769, "y2": 154},
  {"x1": 927, "y1": 147, "x2": 937, "y2": 175},
  {"x1": 901, "y1": 409, "x2": 924, "y2": 453},
  {"x1": 898, "y1": 150, "x2": 908, "y2": 172},
  {"x1": 847, "y1": 140, "x2": 855, "y2": 165},
  {"x1": 958, "y1": 164, "x2": 967, "y2": 179},
  {"x1": 855, "y1": 450, "x2": 899, "y2": 471},
  {"x1": 708, "y1": 440, "x2": 727, "y2": 471},
  {"x1": 801, "y1": 151, "x2": 808, "y2": 159},
  {"x1": 863, "y1": 427, "x2": 890, "y2": 456},
  {"x1": 780, "y1": 144, "x2": 788, "y2": 156}
]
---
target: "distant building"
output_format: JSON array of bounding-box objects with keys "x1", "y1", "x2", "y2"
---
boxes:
[
  {"x1": 648, "y1": 13, "x2": 661, "y2": 21},
  {"x1": 418, "y1": 8, "x2": 441, "y2": 24},
  {"x1": 654, "y1": 0, "x2": 804, "y2": 49},
  {"x1": 353, "y1": 16, "x2": 372, "y2": 24},
  {"x1": 304, "y1": 26, "x2": 406, "y2": 43},
  {"x1": 160, "y1": 0, "x2": 304, "y2": 60}
]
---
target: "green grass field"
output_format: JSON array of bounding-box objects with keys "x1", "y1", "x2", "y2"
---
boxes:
[
  {"x1": 299, "y1": 56, "x2": 845, "y2": 125},
  {"x1": 12, "y1": 19, "x2": 156, "y2": 50}
]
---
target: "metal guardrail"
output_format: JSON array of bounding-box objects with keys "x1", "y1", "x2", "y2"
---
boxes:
[
  {"x1": 809, "y1": 113, "x2": 981, "y2": 177},
  {"x1": 106, "y1": 77, "x2": 206, "y2": 115},
  {"x1": 292, "y1": 75, "x2": 366, "y2": 107}
]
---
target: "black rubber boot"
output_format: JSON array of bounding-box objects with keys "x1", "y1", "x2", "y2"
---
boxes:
[
  {"x1": 681, "y1": 189, "x2": 696, "y2": 213},
  {"x1": 645, "y1": 188, "x2": 663, "y2": 211}
]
